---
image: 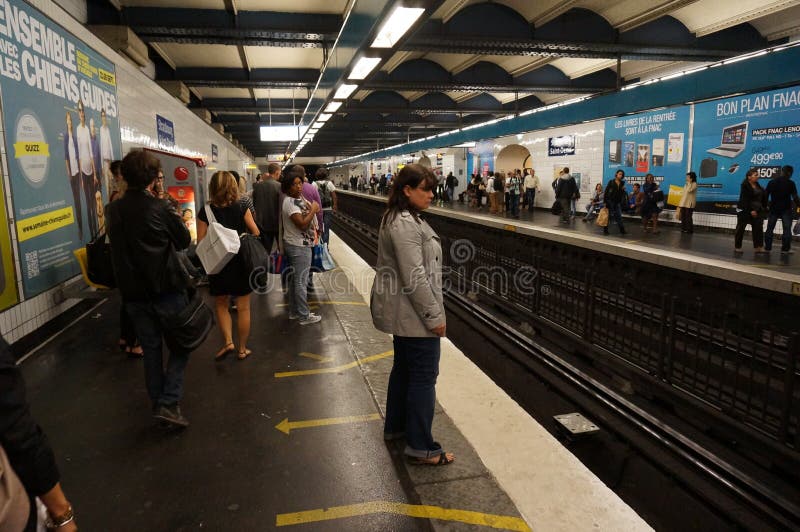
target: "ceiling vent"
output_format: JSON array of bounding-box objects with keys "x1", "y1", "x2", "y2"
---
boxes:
[{"x1": 89, "y1": 25, "x2": 148, "y2": 67}]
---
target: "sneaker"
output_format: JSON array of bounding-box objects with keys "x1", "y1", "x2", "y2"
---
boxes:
[
  {"x1": 154, "y1": 404, "x2": 189, "y2": 428},
  {"x1": 299, "y1": 313, "x2": 322, "y2": 325},
  {"x1": 781, "y1": 250, "x2": 794, "y2": 255}
]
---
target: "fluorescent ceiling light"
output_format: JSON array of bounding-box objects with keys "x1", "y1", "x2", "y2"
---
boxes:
[
  {"x1": 317, "y1": 113, "x2": 332, "y2": 122},
  {"x1": 333, "y1": 84, "x2": 358, "y2": 100},
  {"x1": 259, "y1": 124, "x2": 308, "y2": 142},
  {"x1": 371, "y1": 7, "x2": 425, "y2": 48},
  {"x1": 313, "y1": 122, "x2": 325, "y2": 129},
  {"x1": 348, "y1": 57, "x2": 381, "y2": 80},
  {"x1": 324, "y1": 101, "x2": 342, "y2": 113}
]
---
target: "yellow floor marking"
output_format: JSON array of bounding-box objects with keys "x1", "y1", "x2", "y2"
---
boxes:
[
  {"x1": 298, "y1": 352, "x2": 333, "y2": 363},
  {"x1": 276, "y1": 501, "x2": 531, "y2": 531},
  {"x1": 274, "y1": 350, "x2": 393, "y2": 378},
  {"x1": 275, "y1": 413, "x2": 381, "y2": 435},
  {"x1": 276, "y1": 301, "x2": 367, "y2": 307}
]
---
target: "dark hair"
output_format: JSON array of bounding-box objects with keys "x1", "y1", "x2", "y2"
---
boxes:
[
  {"x1": 281, "y1": 173, "x2": 302, "y2": 194},
  {"x1": 686, "y1": 171, "x2": 697, "y2": 182},
  {"x1": 562, "y1": 167, "x2": 570, "y2": 174},
  {"x1": 782, "y1": 165, "x2": 794, "y2": 178},
  {"x1": 267, "y1": 162, "x2": 281, "y2": 175},
  {"x1": 121, "y1": 150, "x2": 160, "y2": 190},
  {"x1": 632, "y1": 183, "x2": 640, "y2": 189},
  {"x1": 287, "y1": 165, "x2": 305, "y2": 181},
  {"x1": 109, "y1": 160, "x2": 122, "y2": 177},
  {"x1": 381, "y1": 164, "x2": 436, "y2": 227},
  {"x1": 230, "y1": 170, "x2": 240, "y2": 180},
  {"x1": 315, "y1": 167, "x2": 329, "y2": 180},
  {"x1": 745, "y1": 168, "x2": 759, "y2": 180},
  {"x1": 615, "y1": 169, "x2": 625, "y2": 178}
]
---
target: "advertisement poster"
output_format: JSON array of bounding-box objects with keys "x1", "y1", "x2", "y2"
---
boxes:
[
  {"x1": 604, "y1": 106, "x2": 690, "y2": 194},
  {"x1": 0, "y1": 0, "x2": 121, "y2": 297},
  {"x1": 0, "y1": 171, "x2": 19, "y2": 311},
  {"x1": 691, "y1": 85, "x2": 800, "y2": 212},
  {"x1": 468, "y1": 141, "x2": 494, "y2": 177},
  {"x1": 167, "y1": 186, "x2": 196, "y2": 242}
]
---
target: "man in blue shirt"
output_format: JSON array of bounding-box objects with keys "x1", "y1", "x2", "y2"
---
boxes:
[{"x1": 764, "y1": 165, "x2": 799, "y2": 254}]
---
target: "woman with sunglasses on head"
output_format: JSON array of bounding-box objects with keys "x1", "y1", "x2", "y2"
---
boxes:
[{"x1": 370, "y1": 164, "x2": 454, "y2": 466}]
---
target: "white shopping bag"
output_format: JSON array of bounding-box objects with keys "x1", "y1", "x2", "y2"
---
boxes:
[{"x1": 196, "y1": 204, "x2": 240, "y2": 274}]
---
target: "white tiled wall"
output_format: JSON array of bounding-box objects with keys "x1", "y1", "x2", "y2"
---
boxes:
[{"x1": 0, "y1": 0, "x2": 253, "y2": 346}]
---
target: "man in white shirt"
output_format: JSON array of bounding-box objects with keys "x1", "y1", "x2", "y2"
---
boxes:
[
  {"x1": 523, "y1": 169, "x2": 539, "y2": 212},
  {"x1": 99, "y1": 108, "x2": 114, "y2": 196},
  {"x1": 76, "y1": 100, "x2": 98, "y2": 237}
]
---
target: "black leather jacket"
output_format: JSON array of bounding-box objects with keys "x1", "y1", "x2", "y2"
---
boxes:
[{"x1": 107, "y1": 189, "x2": 191, "y2": 301}]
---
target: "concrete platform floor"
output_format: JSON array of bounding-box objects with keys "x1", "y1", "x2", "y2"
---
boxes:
[{"x1": 19, "y1": 259, "x2": 529, "y2": 530}]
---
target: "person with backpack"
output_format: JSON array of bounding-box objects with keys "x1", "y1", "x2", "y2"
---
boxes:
[
  {"x1": 507, "y1": 171, "x2": 522, "y2": 218},
  {"x1": 493, "y1": 171, "x2": 505, "y2": 213},
  {"x1": 554, "y1": 167, "x2": 577, "y2": 224},
  {"x1": 445, "y1": 172, "x2": 458, "y2": 203},
  {"x1": 314, "y1": 167, "x2": 337, "y2": 245}
]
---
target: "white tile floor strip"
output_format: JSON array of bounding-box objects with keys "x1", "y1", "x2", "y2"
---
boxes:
[{"x1": 329, "y1": 230, "x2": 654, "y2": 532}]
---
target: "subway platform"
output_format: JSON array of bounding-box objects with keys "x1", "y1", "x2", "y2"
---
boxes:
[
  {"x1": 16, "y1": 234, "x2": 651, "y2": 531},
  {"x1": 340, "y1": 189, "x2": 800, "y2": 293}
]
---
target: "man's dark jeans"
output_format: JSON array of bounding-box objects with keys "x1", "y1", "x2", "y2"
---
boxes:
[
  {"x1": 126, "y1": 292, "x2": 191, "y2": 408},
  {"x1": 384, "y1": 336, "x2": 442, "y2": 458},
  {"x1": 764, "y1": 210, "x2": 793, "y2": 251}
]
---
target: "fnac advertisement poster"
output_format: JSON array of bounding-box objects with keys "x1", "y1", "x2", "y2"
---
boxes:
[
  {"x1": 691, "y1": 85, "x2": 800, "y2": 213},
  {"x1": 603, "y1": 106, "x2": 690, "y2": 196},
  {"x1": 0, "y1": 0, "x2": 121, "y2": 297}
]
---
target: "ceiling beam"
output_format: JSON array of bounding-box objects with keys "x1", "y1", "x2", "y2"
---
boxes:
[
  {"x1": 201, "y1": 99, "x2": 516, "y2": 115},
  {"x1": 122, "y1": 7, "x2": 341, "y2": 47},
  {"x1": 400, "y1": 35, "x2": 747, "y2": 62}
]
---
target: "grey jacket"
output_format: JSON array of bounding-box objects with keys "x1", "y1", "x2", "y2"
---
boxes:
[{"x1": 370, "y1": 210, "x2": 445, "y2": 337}]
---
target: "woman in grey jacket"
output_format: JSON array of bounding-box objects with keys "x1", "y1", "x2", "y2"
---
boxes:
[{"x1": 370, "y1": 164, "x2": 454, "y2": 466}]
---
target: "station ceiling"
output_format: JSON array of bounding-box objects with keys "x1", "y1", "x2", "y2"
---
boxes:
[{"x1": 89, "y1": 0, "x2": 800, "y2": 160}]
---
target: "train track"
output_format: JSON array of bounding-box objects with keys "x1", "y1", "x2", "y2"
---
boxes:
[{"x1": 334, "y1": 213, "x2": 800, "y2": 531}]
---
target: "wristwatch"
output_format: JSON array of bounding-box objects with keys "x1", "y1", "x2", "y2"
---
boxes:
[{"x1": 45, "y1": 505, "x2": 75, "y2": 530}]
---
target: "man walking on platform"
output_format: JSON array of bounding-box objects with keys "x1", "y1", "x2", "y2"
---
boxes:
[
  {"x1": 555, "y1": 167, "x2": 577, "y2": 224},
  {"x1": 764, "y1": 165, "x2": 799, "y2": 254},
  {"x1": 524, "y1": 169, "x2": 539, "y2": 212},
  {"x1": 252, "y1": 163, "x2": 283, "y2": 254}
]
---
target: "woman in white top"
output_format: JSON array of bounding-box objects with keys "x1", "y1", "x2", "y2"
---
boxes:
[
  {"x1": 679, "y1": 171, "x2": 698, "y2": 233},
  {"x1": 281, "y1": 169, "x2": 321, "y2": 325}
]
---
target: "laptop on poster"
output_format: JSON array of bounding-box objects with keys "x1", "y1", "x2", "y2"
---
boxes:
[{"x1": 707, "y1": 121, "x2": 748, "y2": 157}]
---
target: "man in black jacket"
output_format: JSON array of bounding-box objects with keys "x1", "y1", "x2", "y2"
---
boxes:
[
  {"x1": 764, "y1": 165, "x2": 799, "y2": 254},
  {"x1": 555, "y1": 167, "x2": 577, "y2": 224},
  {"x1": 106, "y1": 150, "x2": 193, "y2": 427}
]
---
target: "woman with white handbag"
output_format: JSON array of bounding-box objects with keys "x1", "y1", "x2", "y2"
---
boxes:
[{"x1": 197, "y1": 171, "x2": 260, "y2": 361}]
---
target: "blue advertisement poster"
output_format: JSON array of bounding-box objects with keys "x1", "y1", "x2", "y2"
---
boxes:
[
  {"x1": 604, "y1": 106, "x2": 690, "y2": 199},
  {"x1": 691, "y1": 85, "x2": 800, "y2": 213},
  {"x1": 0, "y1": 0, "x2": 121, "y2": 297},
  {"x1": 468, "y1": 140, "x2": 494, "y2": 177}
]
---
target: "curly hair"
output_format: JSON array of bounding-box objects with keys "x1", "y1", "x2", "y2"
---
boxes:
[
  {"x1": 121, "y1": 150, "x2": 160, "y2": 190},
  {"x1": 208, "y1": 171, "x2": 239, "y2": 207}
]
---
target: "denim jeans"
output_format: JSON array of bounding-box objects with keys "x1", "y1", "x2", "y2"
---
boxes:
[
  {"x1": 509, "y1": 192, "x2": 519, "y2": 216},
  {"x1": 385, "y1": 336, "x2": 442, "y2": 458},
  {"x1": 126, "y1": 292, "x2": 191, "y2": 408},
  {"x1": 764, "y1": 210, "x2": 793, "y2": 251},
  {"x1": 447, "y1": 186, "x2": 455, "y2": 202},
  {"x1": 525, "y1": 188, "x2": 536, "y2": 211},
  {"x1": 558, "y1": 198, "x2": 571, "y2": 222},
  {"x1": 284, "y1": 243, "x2": 312, "y2": 318},
  {"x1": 608, "y1": 203, "x2": 625, "y2": 232},
  {"x1": 322, "y1": 210, "x2": 333, "y2": 245}
]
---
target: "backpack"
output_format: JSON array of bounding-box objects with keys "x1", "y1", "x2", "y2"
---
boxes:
[
  {"x1": 493, "y1": 177, "x2": 504, "y2": 191},
  {"x1": 317, "y1": 180, "x2": 332, "y2": 208},
  {"x1": 454, "y1": 177, "x2": 459, "y2": 186}
]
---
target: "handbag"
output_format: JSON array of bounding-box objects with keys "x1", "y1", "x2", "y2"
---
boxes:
[
  {"x1": 596, "y1": 207, "x2": 609, "y2": 227},
  {"x1": 86, "y1": 230, "x2": 116, "y2": 287},
  {"x1": 311, "y1": 244, "x2": 337, "y2": 272},
  {"x1": 550, "y1": 200, "x2": 562, "y2": 215},
  {"x1": 196, "y1": 204, "x2": 240, "y2": 274},
  {"x1": 156, "y1": 288, "x2": 214, "y2": 353},
  {"x1": 675, "y1": 206, "x2": 683, "y2": 221},
  {"x1": 239, "y1": 233, "x2": 267, "y2": 274}
]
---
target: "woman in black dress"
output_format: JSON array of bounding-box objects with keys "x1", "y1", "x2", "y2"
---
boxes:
[{"x1": 197, "y1": 171, "x2": 260, "y2": 360}]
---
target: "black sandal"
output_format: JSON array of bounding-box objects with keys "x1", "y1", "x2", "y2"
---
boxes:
[{"x1": 409, "y1": 452, "x2": 454, "y2": 466}]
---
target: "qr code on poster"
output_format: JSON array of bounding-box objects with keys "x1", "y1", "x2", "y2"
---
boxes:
[{"x1": 25, "y1": 250, "x2": 39, "y2": 278}]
